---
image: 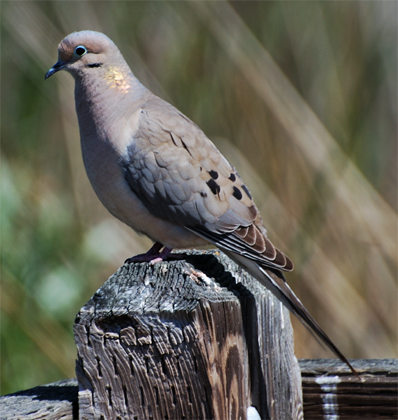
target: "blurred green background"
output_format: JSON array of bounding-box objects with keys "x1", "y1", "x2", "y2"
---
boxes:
[{"x1": 1, "y1": 1, "x2": 397, "y2": 395}]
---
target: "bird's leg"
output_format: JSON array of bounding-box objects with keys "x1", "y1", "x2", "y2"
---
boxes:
[{"x1": 125, "y1": 242, "x2": 173, "y2": 264}]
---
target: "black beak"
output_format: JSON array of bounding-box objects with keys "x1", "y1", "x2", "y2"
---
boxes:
[{"x1": 45, "y1": 61, "x2": 65, "y2": 80}]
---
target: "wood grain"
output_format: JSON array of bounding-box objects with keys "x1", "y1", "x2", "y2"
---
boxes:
[
  {"x1": 74, "y1": 250, "x2": 302, "y2": 419},
  {"x1": 2, "y1": 359, "x2": 396, "y2": 419},
  {"x1": 300, "y1": 358, "x2": 398, "y2": 419},
  {"x1": 0, "y1": 379, "x2": 78, "y2": 420}
]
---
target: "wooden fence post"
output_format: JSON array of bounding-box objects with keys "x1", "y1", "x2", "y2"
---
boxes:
[{"x1": 74, "y1": 250, "x2": 303, "y2": 420}]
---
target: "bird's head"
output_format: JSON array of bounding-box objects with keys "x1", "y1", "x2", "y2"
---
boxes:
[{"x1": 45, "y1": 30, "x2": 120, "y2": 80}]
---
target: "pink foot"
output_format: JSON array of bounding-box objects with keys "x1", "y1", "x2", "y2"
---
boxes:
[{"x1": 125, "y1": 242, "x2": 173, "y2": 264}]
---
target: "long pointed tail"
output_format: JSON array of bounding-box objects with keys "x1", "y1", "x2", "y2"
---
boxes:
[{"x1": 224, "y1": 250, "x2": 359, "y2": 378}]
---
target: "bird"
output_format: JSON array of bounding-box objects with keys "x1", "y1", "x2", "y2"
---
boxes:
[{"x1": 46, "y1": 30, "x2": 357, "y2": 375}]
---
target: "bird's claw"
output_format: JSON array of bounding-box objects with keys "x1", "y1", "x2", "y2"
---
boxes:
[{"x1": 125, "y1": 242, "x2": 174, "y2": 264}]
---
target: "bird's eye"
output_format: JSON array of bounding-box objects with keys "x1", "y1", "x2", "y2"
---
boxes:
[{"x1": 74, "y1": 45, "x2": 87, "y2": 57}]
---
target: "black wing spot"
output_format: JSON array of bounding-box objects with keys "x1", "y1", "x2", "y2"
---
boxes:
[
  {"x1": 200, "y1": 191, "x2": 207, "y2": 198},
  {"x1": 232, "y1": 186, "x2": 243, "y2": 200},
  {"x1": 242, "y1": 184, "x2": 252, "y2": 199},
  {"x1": 206, "y1": 179, "x2": 220, "y2": 195},
  {"x1": 86, "y1": 63, "x2": 103, "y2": 68},
  {"x1": 229, "y1": 173, "x2": 236, "y2": 182},
  {"x1": 208, "y1": 170, "x2": 219, "y2": 180}
]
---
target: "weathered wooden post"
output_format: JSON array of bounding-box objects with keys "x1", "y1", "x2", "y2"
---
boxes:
[{"x1": 74, "y1": 250, "x2": 303, "y2": 420}]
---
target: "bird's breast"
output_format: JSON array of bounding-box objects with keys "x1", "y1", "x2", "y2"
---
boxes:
[{"x1": 78, "y1": 125, "x2": 207, "y2": 249}]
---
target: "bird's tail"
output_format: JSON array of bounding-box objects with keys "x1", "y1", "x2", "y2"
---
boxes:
[{"x1": 223, "y1": 250, "x2": 359, "y2": 378}]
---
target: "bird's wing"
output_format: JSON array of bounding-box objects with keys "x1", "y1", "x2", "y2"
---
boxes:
[{"x1": 121, "y1": 95, "x2": 292, "y2": 271}]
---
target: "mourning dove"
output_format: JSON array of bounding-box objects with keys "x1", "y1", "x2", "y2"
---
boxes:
[{"x1": 46, "y1": 30, "x2": 356, "y2": 375}]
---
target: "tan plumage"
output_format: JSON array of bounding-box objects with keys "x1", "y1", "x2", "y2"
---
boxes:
[{"x1": 46, "y1": 30, "x2": 356, "y2": 375}]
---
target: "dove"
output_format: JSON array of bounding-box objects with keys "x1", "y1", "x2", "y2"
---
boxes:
[{"x1": 46, "y1": 30, "x2": 357, "y2": 375}]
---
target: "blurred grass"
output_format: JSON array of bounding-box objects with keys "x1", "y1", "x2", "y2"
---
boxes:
[{"x1": 1, "y1": 1, "x2": 396, "y2": 395}]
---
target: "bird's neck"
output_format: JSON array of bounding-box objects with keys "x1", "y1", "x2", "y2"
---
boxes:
[{"x1": 74, "y1": 65, "x2": 147, "y2": 143}]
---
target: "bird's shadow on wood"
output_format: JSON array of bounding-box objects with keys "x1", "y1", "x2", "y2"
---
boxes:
[{"x1": 181, "y1": 252, "x2": 270, "y2": 419}]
